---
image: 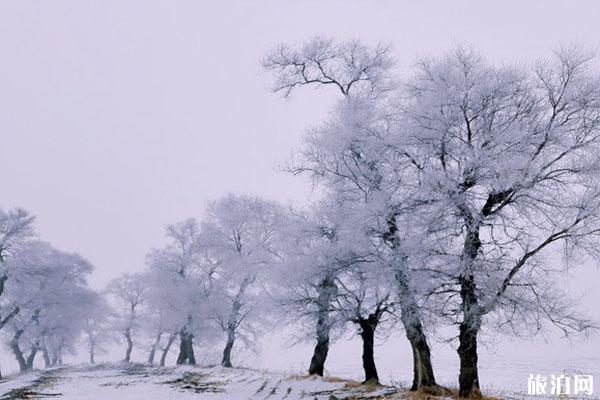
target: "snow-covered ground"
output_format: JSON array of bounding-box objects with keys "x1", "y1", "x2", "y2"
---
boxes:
[
  {"x1": 0, "y1": 361, "x2": 598, "y2": 399},
  {"x1": 0, "y1": 363, "x2": 401, "y2": 400}
]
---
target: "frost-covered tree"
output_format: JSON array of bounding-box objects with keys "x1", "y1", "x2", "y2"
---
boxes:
[
  {"x1": 275, "y1": 201, "x2": 396, "y2": 383},
  {"x1": 265, "y1": 38, "x2": 442, "y2": 391},
  {"x1": 0, "y1": 208, "x2": 35, "y2": 328},
  {"x1": 396, "y1": 47, "x2": 600, "y2": 397},
  {"x1": 142, "y1": 292, "x2": 169, "y2": 365},
  {"x1": 142, "y1": 269, "x2": 185, "y2": 366},
  {"x1": 263, "y1": 36, "x2": 394, "y2": 97},
  {"x1": 274, "y1": 207, "x2": 343, "y2": 377},
  {"x1": 36, "y1": 284, "x2": 97, "y2": 368},
  {"x1": 0, "y1": 207, "x2": 34, "y2": 378},
  {"x1": 334, "y1": 257, "x2": 395, "y2": 384},
  {"x1": 146, "y1": 218, "x2": 217, "y2": 365},
  {"x1": 201, "y1": 194, "x2": 283, "y2": 368},
  {"x1": 269, "y1": 39, "x2": 600, "y2": 397},
  {"x1": 106, "y1": 272, "x2": 147, "y2": 363},
  {"x1": 3, "y1": 241, "x2": 94, "y2": 372},
  {"x1": 83, "y1": 293, "x2": 115, "y2": 364}
]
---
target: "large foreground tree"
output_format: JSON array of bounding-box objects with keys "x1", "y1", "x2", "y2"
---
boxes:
[
  {"x1": 265, "y1": 37, "x2": 442, "y2": 392},
  {"x1": 398, "y1": 47, "x2": 600, "y2": 397}
]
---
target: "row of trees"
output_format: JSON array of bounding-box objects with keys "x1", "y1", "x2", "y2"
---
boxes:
[
  {"x1": 0, "y1": 208, "x2": 101, "y2": 378},
  {"x1": 2, "y1": 39, "x2": 600, "y2": 399},
  {"x1": 261, "y1": 38, "x2": 600, "y2": 397},
  {"x1": 99, "y1": 193, "x2": 404, "y2": 380},
  {"x1": 98, "y1": 196, "x2": 283, "y2": 369}
]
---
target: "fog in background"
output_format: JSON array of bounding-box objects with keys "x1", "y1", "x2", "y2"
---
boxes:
[{"x1": 0, "y1": 0, "x2": 599, "y2": 378}]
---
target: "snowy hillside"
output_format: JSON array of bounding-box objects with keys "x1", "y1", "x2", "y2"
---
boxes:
[{"x1": 0, "y1": 363, "x2": 404, "y2": 400}]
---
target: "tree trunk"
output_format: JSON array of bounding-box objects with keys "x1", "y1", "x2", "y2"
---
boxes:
[
  {"x1": 56, "y1": 340, "x2": 64, "y2": 365},
  {"x1": 0, "y1": 274, "x2": 10, "y2": 379},
  {"x1": 26, "y1": 347, "x2": 38, "y2": 370},
  {"x1": 221, "y1": 330, "x2": 235, "y2": 368},
  {"x1": 308, "y1": 332, "x2": 329, "y2": 376},
  {"x1": 176, "y1": 330, "x2": 196, "y2": 365},
  {"x1": 176, "y1": 331, "x2": 188, "y2": 365},
  {"x1": 147, "y1": 331, "x2": 162, "y2": 365},
  {"x1": 395, "y1": 268, "x2": 438, "y2": 391},
  {"x1": 124, "y1": 328, "x2": 133, "y2": 362},
  {"x1": 10, "y1": 330, "x2": 27, "y2": 373},
  {"x1": 221, "y1": 301, "x2": 241, "y2": 368},
  {"x1": 42, "y1": 345, "x2": 51, "y2": 368},
  {"x1": 187, "y1": 334, "x2": 196, "y2": 365},
  {"x1": 221, "y1": 277, "x2": 252, "y2": 368},
  {"x1": 386, "y1": 214, "x2": 439, "y2": 391},
  {"x1": 358, "y1": 316, "x2": 379, "y2": 384},
  {"x1": 458, "y1": 319, "x2": 480, "y2": 398},
  {"x1": 458, "y1": 274, "x2": 482, "y2": 398},
  {"x1": 455, "y1": 220, "x2": 484, "y2": 398},
  {"x1": 89, "y1": 341, "x2": 96, "y2": 364},
  {"x1": 160, "y1": 333, "x2": 176, "y2": 367},
  {"x1": 404, "y1": 318, "x2": 437, "y2": 390},
  {"x1": 308, "y1": 276, "x2": 336, "y2": 376}
]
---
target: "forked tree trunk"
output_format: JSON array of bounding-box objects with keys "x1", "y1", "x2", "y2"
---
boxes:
[
  {"x1": 124, "y1": 328, "x2": 133, "y2": 363},
  {"x1": 407, "y1": 327, "x2": 436, "y2": 390},
  {"x1": 160, "y1": 333, "x2": 176, "y2": 367},
  {"x1": 357, "y1": 315, "x2": 379, "y2": 384},
  {"x1": 10, "y1": 330, "x2": 27, "y2": 372},
  {"x1": 396, "y1": 268, "x2": 439, "y2": 391},
  {"x1": 386, "y1": 215, "x2": 439, "y2": 392},
  {"x1": 308, "y1": 276, "x2": 336, "y2": 376},
  {"x1": 148, "y1": 331, "x2": 163, "y2": 365},
  {"x1": 176, "y1": 330, "x2": 196, "y2": 365}
]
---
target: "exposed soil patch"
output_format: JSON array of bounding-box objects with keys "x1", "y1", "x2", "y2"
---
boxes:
[
  {"x1": 163, "y1": 371, "x2": 225, "y2": 394},
  {"x1": 0, "y1": 370, "x2": 63, "y2": 400}
]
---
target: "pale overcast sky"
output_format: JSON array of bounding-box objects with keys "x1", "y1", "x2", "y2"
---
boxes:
[
  {"x1": 1, "y1": 0, "x2": 599, "y2": 378},
  {"x1": 2, "y1": 0, "x2": 600, "y2": 286}
]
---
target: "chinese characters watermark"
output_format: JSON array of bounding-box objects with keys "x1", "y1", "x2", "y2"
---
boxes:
[{"x1": 528, "y1": 374, "x2": 594, "y2": 396}]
